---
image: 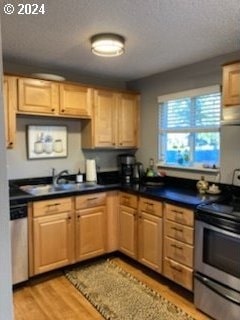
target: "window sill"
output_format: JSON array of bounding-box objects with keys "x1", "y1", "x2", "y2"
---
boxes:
[{"x1": 157, "y1": 163, "x2": 220, "y2": 174}]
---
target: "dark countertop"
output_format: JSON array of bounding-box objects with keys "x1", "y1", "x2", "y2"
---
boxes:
[{"x1": 9, "y1": 181, "x2": 223, "y2": 209}]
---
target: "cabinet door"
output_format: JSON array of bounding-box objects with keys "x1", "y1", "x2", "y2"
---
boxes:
[
  {"x1": 138, "y1": 211, "x2": 162, "y2": 272},
  {"x1": 223, "y1": 63, "x2": 240, "y2": 106},
  {"x1": 75, "y1": 206, "x2": 106, "y2": 261},
  {"x1": 33, "y1": 212, "x2": 74, "y2": 275},
  {"x1": 18, "y1": 78, "x2": 59, "y2": 115},
  {"x1": 3, "y1": 76, "x2": 17, "y2": 148},
  {"x1": 117, "y1": 93, "x2": 139, "y2": 148},
  {"x1": 119, "y1": 205, "x2": 137, "y2": 259},
  {"x1": 93, "y1": 90, "x2": 117, "y2": 147},
  {"x1": 59, "y1": 84, "x2": 92, "y2": 117}
]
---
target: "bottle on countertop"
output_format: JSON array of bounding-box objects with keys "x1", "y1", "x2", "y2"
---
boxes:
[
  {"x1": 76, "y1": 169, "x2": 83, "y2": 183},
  {"x1": 146, "y1": 158, "x2": 156, "y2": 177}
]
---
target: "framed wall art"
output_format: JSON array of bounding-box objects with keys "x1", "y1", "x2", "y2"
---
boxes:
[{"x1": 27, "y1": 125, "x2": 67, "y2": 159}]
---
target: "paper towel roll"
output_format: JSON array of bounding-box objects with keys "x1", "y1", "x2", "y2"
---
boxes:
[{"x1": 86, "y1": 159, "x2": 97, "y2": 182}]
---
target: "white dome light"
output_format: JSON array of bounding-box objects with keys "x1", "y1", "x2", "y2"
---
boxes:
[{"x1": 91, "y1": 33, "x2": 125, "y2": 57}]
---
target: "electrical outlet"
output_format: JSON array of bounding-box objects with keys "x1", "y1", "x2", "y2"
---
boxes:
[{"x1": 233, "y1": 169, "x2": 240, "y2": 186}]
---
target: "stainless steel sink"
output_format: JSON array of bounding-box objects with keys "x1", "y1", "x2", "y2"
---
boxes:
[{"x1": 20, "y1": 182, "x2": 101, "y2": 196}]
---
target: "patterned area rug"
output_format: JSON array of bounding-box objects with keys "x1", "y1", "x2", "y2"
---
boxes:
[{"x1": 65, "y1": 259, "x2": 195, "y2": 320}]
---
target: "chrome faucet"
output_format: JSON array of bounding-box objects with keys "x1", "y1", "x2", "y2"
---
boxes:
[{"x1": 52, "y1": 169, "x2": 69, "y2": 187}]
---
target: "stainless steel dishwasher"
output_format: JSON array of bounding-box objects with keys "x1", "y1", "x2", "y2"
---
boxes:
[{"x1": 10, "y1": 202, "x2": 28, "y2": 285}]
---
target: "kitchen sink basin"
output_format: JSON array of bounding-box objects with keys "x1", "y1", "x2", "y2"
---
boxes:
[{"x1": 20, "y1": 182, "x2": 102, "y2": 196}]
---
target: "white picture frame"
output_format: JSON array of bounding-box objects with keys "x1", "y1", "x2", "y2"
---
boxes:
[{"x1": 27, "y1": 125, "x2": 67, "y2": 159}]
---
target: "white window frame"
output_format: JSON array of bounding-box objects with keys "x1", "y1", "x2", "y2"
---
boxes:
[{"x1": 158, "y1": 85, "x2": 221, "y2": 171}]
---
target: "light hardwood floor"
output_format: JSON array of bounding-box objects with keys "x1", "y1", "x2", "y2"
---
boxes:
[{"x1": 13, "y1": 256, "x2": 210, "y2": 320}]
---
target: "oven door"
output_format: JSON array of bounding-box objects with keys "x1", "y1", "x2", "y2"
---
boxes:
[{"x1": 195, "y1": 219, "x2": 240, "y2": 292}]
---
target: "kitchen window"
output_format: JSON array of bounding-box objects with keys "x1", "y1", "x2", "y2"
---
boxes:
[{"x1": 158, "y1": 86, "x2": 221, "y2": 169}]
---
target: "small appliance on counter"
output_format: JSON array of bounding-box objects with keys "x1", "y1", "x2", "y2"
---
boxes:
[
  {"x1": 133, "y1": 162, "x2": 145, "y2": 182},
  {"x1": 118, "y1": 154, "x2": 135, "y2": 184}
]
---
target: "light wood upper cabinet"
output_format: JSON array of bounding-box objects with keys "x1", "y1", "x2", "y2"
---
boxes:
[
  {"x1": 82, "y1": 89, "x2": 140, "y2": 149},
  {"x1": 223, "y1": 62, "x2": 240, "y2": 106},
  {"x1": 17, "y1": 77, "x2": 92, "y2": 118},
  {"x1": 117, "y1": 93, "x2": 139, "y2": 147},
  {"x1": 18, "y1": 77, "x2": 59, "y2": 115},
  {"x1": 3, "y1": 76, "x2": 17, "y2": 148},
  {"x1": 59, "y1": 84, "x2": 92, "y2": 118}
]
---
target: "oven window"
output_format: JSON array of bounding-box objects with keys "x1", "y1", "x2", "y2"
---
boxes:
[{"x1": 203, "y1": 229, "x2": 240, "y2": 278}]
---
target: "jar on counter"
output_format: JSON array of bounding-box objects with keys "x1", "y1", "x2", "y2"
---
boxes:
[{"x1": 196, "y1": 176, "x2": 209, "y2": 194}]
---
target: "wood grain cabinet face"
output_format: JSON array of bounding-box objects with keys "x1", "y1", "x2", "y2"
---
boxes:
[
  {"x1": 59, "y1": 84, "x2": 92, "y2": 118},
  {"x1": 31, "y1": 197, "x2": 75, "y2": 275},
  {"x1": 138, "y1": 197, "x2": 163, "y2": 272},
  {"x1": 82, "y1": 90, "x2": 139, "y2": 149},
  {"x1": 18, "y1": 78, "x2": 59, "y2": 115},
  {"x1": 223, "y1": 62, "x2": 240, "y2": 106},
  {"x1": 163, "y1": 203, "x2": 194, "y2": 291},
  {"x1": 75, "y1": 193, "x2": 107, "y2": 262},
  {"x1": 117, "y1": 93, "x2": 139, "y2": 148},
  {"x1": 3, "y1": 76, "x2": 17, "y2": 148}
]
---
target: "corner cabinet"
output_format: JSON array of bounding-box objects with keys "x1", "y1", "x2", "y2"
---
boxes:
[
  {"x1": 30, "y1": 197, "x2": 75, "y2": 275},
  {"x1": 118, "y1": 192, "x2": 138, "y2": 259},
  {"x1": 3, "y1": 76, "x2": 17, "y2": 148},
  {"x1": 138, "y1": 197, "x2": 163, "y2": 273},
  {"x1": 17, "y1": 77, "x2": 92, "y2": 118},
  {"x1": 222, "y1": 62, "x2": 240, "y2": 106},
  {"x1": 82, "y1": 89, "x2": 140, "y2": 149}
]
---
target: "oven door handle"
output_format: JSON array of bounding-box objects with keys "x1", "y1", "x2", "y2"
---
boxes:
[{"x1": 195, "y1": 273, "x2": 240, "y2": 306}]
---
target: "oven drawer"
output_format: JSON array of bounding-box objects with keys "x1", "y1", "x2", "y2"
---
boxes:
[
  {"x1": 164, "y1": 257, "x2": 193, "y2": 291},
  {"x1": 164, "y1": 220, "x2": 194, "y2": 245},
  {"x1": 165, "y1": 237, "x2": 193, "y2": 268},
  {"x1": 165, "y1": 203, "x2": 194, "y2": 227}
]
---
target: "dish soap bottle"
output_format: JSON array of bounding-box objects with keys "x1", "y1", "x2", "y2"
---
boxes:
[
  {"x1": 196, "y1": 176, "x2": 209, "y2": 194},
  {"x1": 76, "y1": 169, "x2": 83, "y2": 183},
  {"x1": 146, "y1": 158, "x2": 156, "y2": 177}
]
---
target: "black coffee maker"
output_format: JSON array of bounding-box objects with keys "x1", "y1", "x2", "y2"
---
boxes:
[{"x1": 118, "y1": 154, "x2": 136, "y2": 184}]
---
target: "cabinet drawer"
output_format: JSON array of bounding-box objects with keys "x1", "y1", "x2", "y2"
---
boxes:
[
  {"x1": 165, "y1": 237, "x2": 193, "y2": 268},
  {"x1": 33, "y1": 197, "x2": 73, "y2": 217},
  {"x1": 139, "y1": 197, "x2": 162, "y2": 217},
  {"x1": 119, "y1": 192, "x2": 138, "y2": 209},
  {"x1": 164, "y1": 220, "x2": 194, "y2": 245},
  {"x1": 164, "y1": 258, "x2": 193, "y2": 291},
  {"x1": 165, "y1": 203, "x2": 194, "y2": 227},
  {"x1": 75, "y1": 192, "x2": 106, "y2": 209}
]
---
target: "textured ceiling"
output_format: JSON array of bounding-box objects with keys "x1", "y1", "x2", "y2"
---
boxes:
[{"x1": 1, "y1": 0, "x2": 240, "y2": 81}]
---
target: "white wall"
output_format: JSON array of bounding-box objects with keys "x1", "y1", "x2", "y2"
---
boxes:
[
  {"x1": 0, "y1": 20, "x2": 13, "y2": 320},
  {"x1": 128, "y1": 51, "x2": 240, "y2": 184}
]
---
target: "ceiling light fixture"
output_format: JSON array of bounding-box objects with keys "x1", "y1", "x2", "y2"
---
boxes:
[{"x1": 90, "y1": 33, "x2": 125, "y2": 57}]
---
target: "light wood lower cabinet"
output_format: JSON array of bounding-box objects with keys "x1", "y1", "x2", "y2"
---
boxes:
[
  {"x1": 31, "y1": 197, "x2": 75, "y2": 275},
  {"x1": 163, "y1": 203, "x2": 194, "y2": 291},
  {"x1": 75, "y1": 193, "x2": 107, "y2": 261},
  {"x1": 138, "y1": 197, "x2": 163, "y2": 273},
  {"x1": 118, "y1": 192, "x2": 138, "y2": 259}
]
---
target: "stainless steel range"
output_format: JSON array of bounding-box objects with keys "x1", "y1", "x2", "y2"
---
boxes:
[{"x1": 194, "y1": 195, "x2": 240, "y2": 320}]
